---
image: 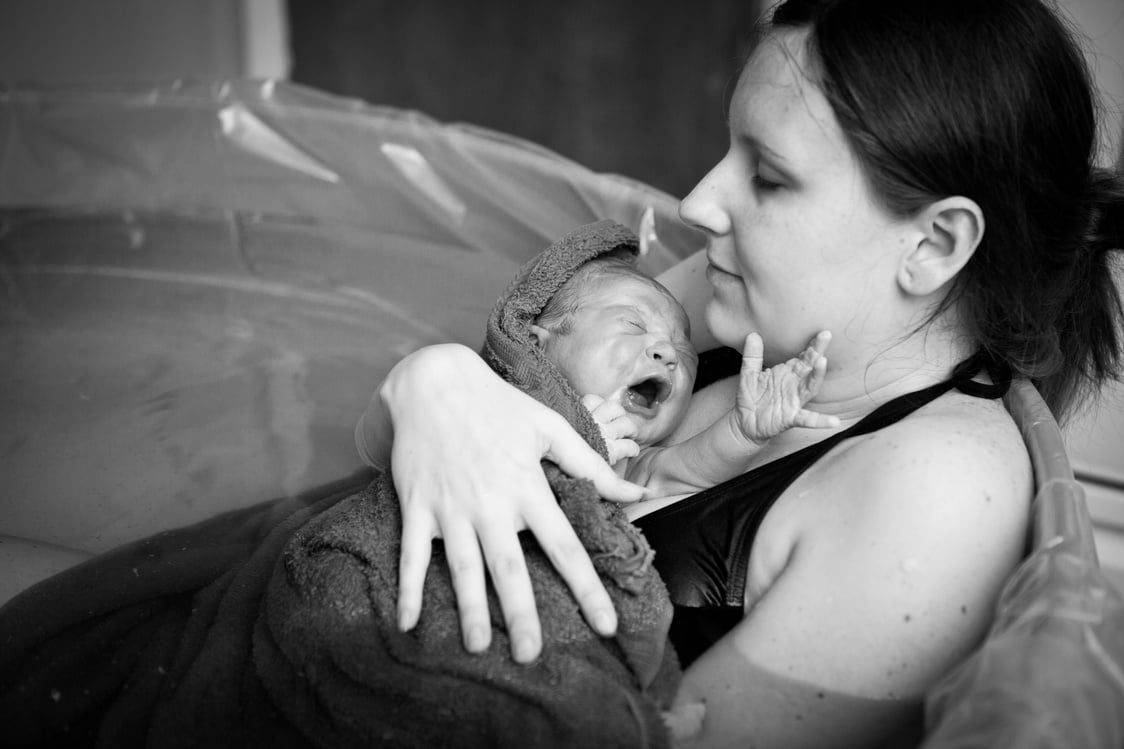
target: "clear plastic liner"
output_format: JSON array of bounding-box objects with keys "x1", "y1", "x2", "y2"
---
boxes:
[
  {"x1": 0, "y1": 80, "x2": 700, "y2": 569},
  {"x1": 922, "y1": 380, "x2": 1124, "y2": 747},
  {"x1": 2, "y1": 80, "x2": 1121, "y2": 745}
]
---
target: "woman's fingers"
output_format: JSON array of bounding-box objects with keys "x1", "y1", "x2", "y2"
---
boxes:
[
  {"x1": 543, "y1": 411, "x2": 645, "y2": 503},
  {"x1": 381, "y1": 343, "x2": 636, "y2": 663},
  {"x1": 476, "y1": 502, "x2": 544, "y2": 663},
  {"x1": 442, "y1": 517, "x2": 495, "y2": 653},
  {"x1": 397, "y1": 502, "x2": 437, "y2": 631},
  {"x1": 524, "y1": 493, "x2": 619, "y2": 639}
]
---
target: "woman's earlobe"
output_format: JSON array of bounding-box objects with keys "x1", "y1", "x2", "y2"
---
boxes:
[{"x1": 898, "y1": 197, "x2": 985, "y2": 296}]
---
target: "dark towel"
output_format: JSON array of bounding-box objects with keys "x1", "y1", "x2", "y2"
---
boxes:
[
  {"x1": 0, "y1": 469, "x2": 373, "y2": 748},
  {"x1": 0, "y1": 220, "x2": 679, "y2": 748}
]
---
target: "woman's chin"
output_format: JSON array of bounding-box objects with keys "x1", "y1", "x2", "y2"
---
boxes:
[{"x1": 704, "y1": 297, "x2": 752, "y2": 351}]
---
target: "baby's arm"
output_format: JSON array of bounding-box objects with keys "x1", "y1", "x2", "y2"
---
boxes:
[{"x1": 625, "y1": 332, "x2": 839, "y2": 497}]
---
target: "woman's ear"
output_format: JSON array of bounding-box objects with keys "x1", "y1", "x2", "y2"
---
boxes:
[
  {"x1": 529, "y1": 323, "x2": 552, "y2": 347},
  {"x1": 898, "y1": 196, "x2": 984, "y2": 296}
]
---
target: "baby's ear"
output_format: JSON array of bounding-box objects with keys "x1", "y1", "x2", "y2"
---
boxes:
[{"x1": 529, "y1": 323, "x2": 552, "y2": 347}]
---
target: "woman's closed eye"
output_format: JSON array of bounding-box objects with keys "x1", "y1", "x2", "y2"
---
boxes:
[{"x1": 751, "y1": 171, "x2": 784, "y2": 192}]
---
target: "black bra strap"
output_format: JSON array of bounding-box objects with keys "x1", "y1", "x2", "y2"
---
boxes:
[{"x1": 948, "y1": 350, "x2": 1013, "y2": 399}]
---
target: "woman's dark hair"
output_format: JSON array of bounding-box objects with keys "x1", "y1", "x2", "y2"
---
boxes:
[{"x1": 770, "y1": 0, "x2": 1124, "y2": 420}]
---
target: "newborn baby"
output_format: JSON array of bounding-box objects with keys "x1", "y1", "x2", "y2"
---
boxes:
[{"x1": 528, "y1": 247, "x2": 837, "y2": 513}]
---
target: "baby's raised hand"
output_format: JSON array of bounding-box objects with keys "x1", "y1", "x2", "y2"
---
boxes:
[
  {"x1": 735, "y1": 331, "x2": 840, "y2": 443},
  {"x1": 580, "y1": 394, "x2": 641, "y2": 466}
]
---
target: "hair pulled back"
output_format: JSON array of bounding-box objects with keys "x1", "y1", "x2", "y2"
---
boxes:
[{"x1": 771, "y1": 0, "x2": 1124, "y2": 419}]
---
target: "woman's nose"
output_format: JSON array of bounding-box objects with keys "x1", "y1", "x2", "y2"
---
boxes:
[{"x1": 678, "y1": 158, "x2": 733, "y2": 236}]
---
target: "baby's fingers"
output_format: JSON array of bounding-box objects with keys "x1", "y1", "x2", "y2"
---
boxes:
[
  {"x1": 606, "y1": 437, "x2": 640, "y2": 466},
  {"x1": 580, "y1": 393, "x2": 607, "y2": 413},
  {"x1": 805, "y1": 330, "x2": 833, "y2": 359},
  {"x1": 794, "y1": 408, "x2": 841, "y2": 429},
  {"x1": 581, "y1": 394, "x2": 638, "y2": 439},
  {"x1": 799, "y1": 354, "x2": 828, "y2": 398},
  {"x1": 740, "y1": 332, "x2": 765, "y2": 377}
]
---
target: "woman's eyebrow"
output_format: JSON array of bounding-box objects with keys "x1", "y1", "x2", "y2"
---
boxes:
[
  {"x1": 752, "y1": 136, "x2": 790, "y2": 165},
  {"x1": 725, "y1": 114, "x2": 792, "y2": 166}
]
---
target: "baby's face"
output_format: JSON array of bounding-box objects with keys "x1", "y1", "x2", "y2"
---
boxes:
[{"x1": 541, "y1": 275, "x2": 698, "y2": 447}]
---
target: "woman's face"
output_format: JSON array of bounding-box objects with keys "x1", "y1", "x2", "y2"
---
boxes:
[
  {"x1": 537, "y1": 275, "x2": 698, "y2": 447},
  {"x1": 680, "y1": 28, "x2": 914, "y2": 366}
]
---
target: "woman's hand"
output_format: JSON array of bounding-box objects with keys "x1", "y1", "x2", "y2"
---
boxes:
[{"x1": 381, "y1": 344, "x2": 645, "y2": 663}]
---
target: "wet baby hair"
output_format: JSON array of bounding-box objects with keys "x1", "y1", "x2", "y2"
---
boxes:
[{"x1": 534, "y1": 248, "x2": 689, "y2": 339}]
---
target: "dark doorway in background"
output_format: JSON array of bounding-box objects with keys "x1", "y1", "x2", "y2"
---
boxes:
[{"x1": 287, "y1": 0, "x2": 763, "y2": 198}]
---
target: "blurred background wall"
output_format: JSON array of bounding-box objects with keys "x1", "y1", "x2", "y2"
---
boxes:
[
  {"x1": 284, "y1": 0, "x2": 763, "y2": 198},
  {"x1": 1, "y1": 0, "x2": 1123, "y2": 583},
  {"x1": 2, "y1": 0, "x2": 1122, "y2": 191}
]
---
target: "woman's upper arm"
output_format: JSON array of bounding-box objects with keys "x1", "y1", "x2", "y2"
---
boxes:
[
  {"x1": 675, "y1": 421, "x2": 1031, "y2": 746},
  {"x1": 655, "y1": 249, "x2": 720, "y2": 352}
]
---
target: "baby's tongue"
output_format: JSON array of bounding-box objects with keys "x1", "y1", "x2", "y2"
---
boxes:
[{"x1": 618, "y1": 383, "x2": 654, "y2": 413}]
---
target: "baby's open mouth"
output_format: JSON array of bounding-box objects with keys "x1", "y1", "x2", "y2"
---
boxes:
[{"x1": 623, "y1": 375, "x2": 671, "y2": 414}]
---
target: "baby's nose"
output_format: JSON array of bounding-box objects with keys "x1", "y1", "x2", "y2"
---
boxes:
[{"x1": 647, "y1": 339, "x2": 678, "y2": 368}]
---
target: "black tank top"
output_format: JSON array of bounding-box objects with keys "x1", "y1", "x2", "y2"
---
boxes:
[{"x1": 633, "y1": 351, "x2": 1012, "y2": 667}]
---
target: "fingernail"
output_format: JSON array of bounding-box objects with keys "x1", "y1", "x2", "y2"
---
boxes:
[
  {"x1": 466, "y1": 625, "x2": 488, "y2": 652},
  {"x1": 592, "y1": 609, "x2": 616, "y2": 635},
  {"x1": 513, "y1": 634, "x2": 538, "y2": 663}
]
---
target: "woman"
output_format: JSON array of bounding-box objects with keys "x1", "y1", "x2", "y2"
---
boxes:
[{"x1": 365, "y1": 0, "x2": 1124, "y2": 744}]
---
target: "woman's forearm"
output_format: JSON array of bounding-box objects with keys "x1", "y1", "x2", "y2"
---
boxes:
[{"x1": 355, "y1": 384, "x2": 394, "y2": 469}]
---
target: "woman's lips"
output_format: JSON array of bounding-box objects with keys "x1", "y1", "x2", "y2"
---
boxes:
[{"x1": 705, "y1": 259, "x2": 739, "y2": 282}]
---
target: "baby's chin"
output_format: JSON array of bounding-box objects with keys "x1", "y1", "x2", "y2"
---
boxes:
[{"x1": 627, "y1": 413, "x2": 676, "y2": 449}]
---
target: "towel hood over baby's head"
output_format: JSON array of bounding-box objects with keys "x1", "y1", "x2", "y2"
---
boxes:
[{"x1": 481, "y1": 219, "x2": 641, "y2": 461}]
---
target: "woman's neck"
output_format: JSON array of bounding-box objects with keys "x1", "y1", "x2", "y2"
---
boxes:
[{"x1": 807, "y1": 328, "x2": 976, "y2": 423}]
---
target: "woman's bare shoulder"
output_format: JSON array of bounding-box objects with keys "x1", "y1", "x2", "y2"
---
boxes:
[
  {"x1": 713, "y1": 393, "x2": 1033, "y2": 699},
  {"x1": 802, "y1": 391, "x2": 1033, "y2": 609},
  {"x1": 842, "y1": 392, "x2": 1032, "y2": 510},
  {"x1": 807, "y1": 393, "x2": 1032, "y2": 569}
]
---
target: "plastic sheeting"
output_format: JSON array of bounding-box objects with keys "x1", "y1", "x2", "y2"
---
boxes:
[
  {"x1": 922, "y1": 380, "x2": 1124, "y2": 747},
  {"x1": 1, "y1": 80, "x2": 1122, "y2": 746},
  {"x1": 0, "y1": 80, "x2": 700, "y2": 572}
]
